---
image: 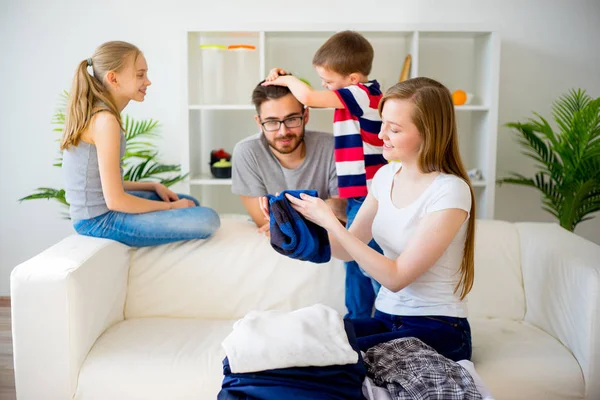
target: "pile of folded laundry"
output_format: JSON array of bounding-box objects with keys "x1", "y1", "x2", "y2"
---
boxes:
[
  {"x1": 217, "y1": 304, "x2": 494, "y2": 400},
  {"x1": 218, "y1": 304, "x2": 364, "y2": 399}
]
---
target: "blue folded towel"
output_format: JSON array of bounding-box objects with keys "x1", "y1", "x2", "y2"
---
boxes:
[{"x1": 266, "y1": 190, "x2": 331, "y2": 264}]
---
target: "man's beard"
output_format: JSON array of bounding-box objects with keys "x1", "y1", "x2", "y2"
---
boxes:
[{"x1": 266, "y1": 129, "x2": 305, "y2": 155}]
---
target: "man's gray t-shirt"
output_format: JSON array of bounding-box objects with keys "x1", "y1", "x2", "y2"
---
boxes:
[{"x1": 231, "y1": 130, "x2": 338, "y2": 200}]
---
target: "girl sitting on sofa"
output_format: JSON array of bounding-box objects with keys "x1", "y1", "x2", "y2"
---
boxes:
[
  {"x1": 61, "y1": 41, "x2": 220, "y2": 247},
  {"x1": 266, "y1": 77, "x2": 476, "y2": 361}
]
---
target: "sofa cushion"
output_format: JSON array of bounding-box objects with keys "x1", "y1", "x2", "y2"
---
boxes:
[
  {"x1": 76, "y1": 317, "x2": 585, "y2": 400},
  {"x1": 471, "y1": 318, "x2": 584, "y2": 400},
  {"x1": 125, "y1": 216, "x2": 346, "y2": 320},
  {"x1": 468, "y1": 220, "x2": 526, "y2": 320},
  {"x1": 76, "y1": 318, "x2": 231, "y2": 400}
]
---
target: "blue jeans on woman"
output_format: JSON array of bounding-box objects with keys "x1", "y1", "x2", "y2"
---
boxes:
[
  {"x1": 73, "y1": 190, "x2": 220, "y2": 247},
  {"x1": 351, "y1": 310, "x2": 472, "y2": 361},
  {"x1": 345, "y1": 196, "x2": 383, "y2": 319}
]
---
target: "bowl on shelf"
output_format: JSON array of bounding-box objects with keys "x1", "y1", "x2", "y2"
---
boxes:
[
  {"x1": 210, "y1": 158, "x2": 232, "y2": 179},
  {"x1": 210, "y1": 148, "x2": 231, "y2": 165}
]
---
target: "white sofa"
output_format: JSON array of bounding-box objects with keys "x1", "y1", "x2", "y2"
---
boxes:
[{"x1": 10, "y1": 216, "x2": 600, "y2": 400}]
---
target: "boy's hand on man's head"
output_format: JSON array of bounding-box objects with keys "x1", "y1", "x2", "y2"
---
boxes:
[
  {"x1": 265, "y1": 67, "x2": 289, "y2": 82},
  {"x1": 262, "y1": 75, "x2": 293, "y2": 87}
]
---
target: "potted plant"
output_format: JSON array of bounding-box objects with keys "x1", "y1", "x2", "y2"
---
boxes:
[
  {"x1": 497, "y1": 89, "x2": 600, "y2": 232},
  {"x1": 19, "y1": 92, "x2": 187, "y2": 218}
]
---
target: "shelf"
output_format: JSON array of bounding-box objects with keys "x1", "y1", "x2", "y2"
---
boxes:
[
  {"x1": 454, "y1": 105, "x2": 489, "y2": 111},
  {"x1": 419, "y1": 31, "x2": 491, "y2": 39},
  {"x1": 418, "y1": 32, "x2": 494, "y2": 107},
  {"x1": 184, "y1": 27, "x2": 500, "y2": 219},
  {"x1": 189, "y1": 175, "x2": 233, "y2": 186},
  {"x1": 189, "y1": 104, "x2": 255, "y2": 110}
]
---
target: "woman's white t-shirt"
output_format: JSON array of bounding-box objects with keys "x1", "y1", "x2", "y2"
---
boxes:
[{"x1": 371, "y1": 162, "x2": 472, "y2": 318}]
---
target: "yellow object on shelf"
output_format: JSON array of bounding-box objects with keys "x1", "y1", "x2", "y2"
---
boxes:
[
  {"x1": 399, "y1": 54, "x2": 412, "y2": 82},
  {"x1": 199, "y1": 44, "x2": 227, "y2": 50}
]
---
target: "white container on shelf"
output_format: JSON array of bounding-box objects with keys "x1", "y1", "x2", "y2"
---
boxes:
[
  {"x1": 200, "y1": 44, "x2": 227, "y2": 104},
  {"x1": 227, "y1": 44, "x2": 257, "y2": 105}
]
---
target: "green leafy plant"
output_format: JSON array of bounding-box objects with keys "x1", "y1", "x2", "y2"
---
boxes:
[
  {"x1": 19, "y1": 92, "x2": 187, "y2": 217},
  {"x1": 497, "y1": 89, "x2": 600, "y2": 231}
]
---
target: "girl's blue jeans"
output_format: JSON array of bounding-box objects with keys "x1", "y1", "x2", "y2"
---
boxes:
[{"x1": 73, "y1": 190, "x2": 220, "y2": 247}]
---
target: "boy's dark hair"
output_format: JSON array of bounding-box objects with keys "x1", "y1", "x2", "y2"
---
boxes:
[
  {"x1": 252, "y1": 80, "x2": 301, "y2": 113},
  {"x1": 312, "y1": 31, "x2": 374, "y2": 76}
]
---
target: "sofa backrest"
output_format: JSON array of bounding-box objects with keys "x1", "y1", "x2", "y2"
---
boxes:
[
  {"x1": 125, "y1": 216, "x2": 346, "y2": 320},
  {"x1": 469, "y1": 220, "x2": 525, "y2": 320},
  {"x1": 125, "y1": 216, "x2": 526, "y2": 321}
]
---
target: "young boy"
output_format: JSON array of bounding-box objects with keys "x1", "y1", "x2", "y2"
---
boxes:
[{"x1": 263, "y1": 30, "x2": 387, "y2": 319}]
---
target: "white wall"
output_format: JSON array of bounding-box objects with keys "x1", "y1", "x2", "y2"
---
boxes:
[{"x1": 1, "y1": 0, "x2": 599, "y2": 296}]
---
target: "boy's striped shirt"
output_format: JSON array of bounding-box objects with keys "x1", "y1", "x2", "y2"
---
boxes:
[{"x1": 333, "y1": 80, "x2": 387, "y2": 198}]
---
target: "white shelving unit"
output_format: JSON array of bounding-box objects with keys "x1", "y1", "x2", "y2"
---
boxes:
[{"x1": 182, "y1": 25, "x2": 500, "y2": 218}]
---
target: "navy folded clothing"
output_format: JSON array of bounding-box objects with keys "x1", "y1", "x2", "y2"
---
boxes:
[
  {"x1": 267, "y1": 190, "x2": 331, "y2": 264},
  {"x1": 218, "y1": 319, "x2": 366, "y2": 400}
]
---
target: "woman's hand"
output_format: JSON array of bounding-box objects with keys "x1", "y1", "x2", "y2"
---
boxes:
[
  {"x1": 155, "y1": 183, "x2": 179, "y2": 202},
  {"x1": 285, "y1": 192, "x2": 339, "y2": 231}
]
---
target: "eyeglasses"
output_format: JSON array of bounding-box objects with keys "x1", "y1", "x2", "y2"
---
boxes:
[{"x1": 260, "y1": 116, "x2": 304, "y2": 132}]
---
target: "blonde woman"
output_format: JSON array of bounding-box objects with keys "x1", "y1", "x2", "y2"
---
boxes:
[
  {"x1": 61, "y1": 41, "x2": 220, "y2": 247},
  {"x1": 273, "y1": 77, "x2": 476, "y2": 361}
]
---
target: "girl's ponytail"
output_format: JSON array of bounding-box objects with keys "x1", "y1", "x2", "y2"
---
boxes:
[
  {"x1": 61, "y1": 59, "x2": 102, "y2": 150},
  {"x1": 60, "y1": 41, "x2": 140, "y2": 150}
]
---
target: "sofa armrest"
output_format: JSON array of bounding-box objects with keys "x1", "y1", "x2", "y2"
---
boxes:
[
  {"x1": 10, "y1": 235, "x2": 131, "y2": 400},
  {"x1": 516, "y1": 222, "x2": 600, "y2": 400}
]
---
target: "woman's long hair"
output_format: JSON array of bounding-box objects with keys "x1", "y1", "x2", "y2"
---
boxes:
[{"x1": 379, "y1": 77, "x2": 476, "y2": 300}]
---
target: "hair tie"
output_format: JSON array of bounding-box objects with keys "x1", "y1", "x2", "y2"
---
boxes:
[{"x1": 86, "y1": 58, "x2": 92, "y2": 67}]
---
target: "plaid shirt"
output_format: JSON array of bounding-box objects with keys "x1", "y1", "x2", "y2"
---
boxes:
[{"x1": 364, "y1": 337, "x2": 481, "y2": 400}]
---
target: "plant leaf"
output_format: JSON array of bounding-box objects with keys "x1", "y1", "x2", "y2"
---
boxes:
[
  {"x1": 18, "y1": 188, "x2": 69, "y2": 206},
  {"x1": 499, "y1": 88, "x2": 600, "y2": 230}
]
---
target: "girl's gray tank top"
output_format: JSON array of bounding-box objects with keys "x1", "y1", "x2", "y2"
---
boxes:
[{"x1": 62, "y1": 109, "x2": 126, "y2": 221}]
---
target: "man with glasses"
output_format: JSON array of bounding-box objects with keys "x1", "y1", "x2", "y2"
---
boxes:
[{"x1": 232, "y1": 82, "x2": 344, "y2": 235}]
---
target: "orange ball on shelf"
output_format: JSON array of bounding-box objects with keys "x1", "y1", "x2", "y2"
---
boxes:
[{"x1": 452, "y1": 90, "x2": 467, "y2": 106}]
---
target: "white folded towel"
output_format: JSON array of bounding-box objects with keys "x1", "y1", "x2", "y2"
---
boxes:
[{"x1": 221, "y1": 304, "x2": 358, "y2": 373}]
